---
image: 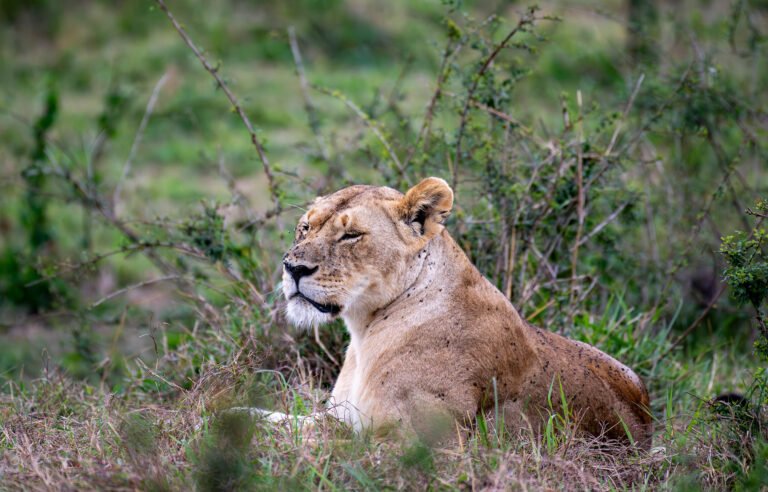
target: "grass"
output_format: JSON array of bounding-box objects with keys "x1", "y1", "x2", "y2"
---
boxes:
[
  {"x1": 0, "y1": 337, "x2": 759, "y2": 490},
  {"x1": 1, "y1": 0, "x2": 768, "y2": 490},
  {"x1": 0, "y1": 291, "x2": 764, "y2": 489}
]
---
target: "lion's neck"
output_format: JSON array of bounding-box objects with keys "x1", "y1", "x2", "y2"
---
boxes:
[{"x1": 341, "y1": 229, "x2": 471, "y2": 353}]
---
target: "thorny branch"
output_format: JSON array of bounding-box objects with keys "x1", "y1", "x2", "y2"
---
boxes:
[
  {"x1": 44, "y1": 154, "x2": 224, "y2": 318},
  {"x1": 402, "y1": 14, "x2": 499, "y2": 171},
  {"x1": 154, "y1": 0, "x2": 281, "y2": 212},
  {"x1": 453, "y1": 6, "x2": 541, "y2": 190}
]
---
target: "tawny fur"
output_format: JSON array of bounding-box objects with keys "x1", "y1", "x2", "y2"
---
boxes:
[{"x1": 282, "y1": 178, "x2": 652, "y2": 448}]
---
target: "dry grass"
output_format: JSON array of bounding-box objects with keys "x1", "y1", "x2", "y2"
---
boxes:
[
  {"x1": 1, "y1": 329, "x2": 766, "y2": 492},
  {"x1": 0, "y1": 293, "x2": 764, "y2": 491},
  {"x1": 2, "y1": 1, "x2": 767, "y2": 490},
  {"x1": 0, "y1": 361, "x2": 746, "y2": 492}
]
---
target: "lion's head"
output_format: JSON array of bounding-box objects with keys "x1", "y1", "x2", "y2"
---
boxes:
[{"x1": 282, "y1": 177, "x2": 453, "y2": 328}]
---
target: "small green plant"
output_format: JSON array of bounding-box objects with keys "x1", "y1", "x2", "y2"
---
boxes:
[
  {"x1": 720, "y1": 198, "x2": 768, "y2": 361},
  {"x1": 0, "y1": 81, "x2": 62, "y2": 312},
  {"x1": 714, "y1": 198, "x2": 768, "y2": 488}
]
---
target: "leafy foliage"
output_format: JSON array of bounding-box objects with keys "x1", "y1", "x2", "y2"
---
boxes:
[
  {"x1": 1, "y1": 0, "x2": 767, "y2": 489},
  {"x1": 721, "y1": 199, "x2": 768, "y2": 360}
]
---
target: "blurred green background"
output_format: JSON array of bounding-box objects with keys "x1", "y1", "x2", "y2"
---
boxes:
[
  {"x1": 2, "y1": 0, "x2": 765, "y2": 382},
  {"x1": 0, "y1": 0, "x2": 767, "y2": 489}
]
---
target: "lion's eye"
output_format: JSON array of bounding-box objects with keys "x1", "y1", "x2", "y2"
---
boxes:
[
  {"x1": 339, "y1": 231, "x2": 364, "y2": 242},
  {"x1": 295, "y1": 223, "x2": 310, "y2": 241}
]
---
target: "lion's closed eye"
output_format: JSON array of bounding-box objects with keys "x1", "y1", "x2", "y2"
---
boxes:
[{"x1": 339, "y1": 231, "x2": 364, "y2": 242}]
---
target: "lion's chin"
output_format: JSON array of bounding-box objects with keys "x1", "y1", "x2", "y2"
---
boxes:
[{"x1": 285, "y1": 297, "x2": 340, "y2": 328}]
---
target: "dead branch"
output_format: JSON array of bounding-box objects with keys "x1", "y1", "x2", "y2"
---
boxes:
[
  {"x1": 154, "y1": 0, "x2": 280, "y2": 210},
  {"x1": 605, "y1": 74, "x2": 645, "y2": 157},
  {"x1": 573, "y1": 201, "x2": 631, "y2": 249},
  {"x1": 288, "y1": 26, "x2": 331, "y2": 164},
  {"x1": 91, "y1": 275, "x2": 184, "y2": 308},
  {"x1": 570, "y1": 90, "x2": 585, "y2": 307}
]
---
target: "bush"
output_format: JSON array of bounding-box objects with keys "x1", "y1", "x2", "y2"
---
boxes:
[{"x1": 0, "y1": 0, "x2": 767, "y2": 489}]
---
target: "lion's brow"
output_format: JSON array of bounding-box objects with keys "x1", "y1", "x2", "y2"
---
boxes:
[
  {"x1": 307, "y1": 186, "x2": 372, "y2": 227},
  {"x1": 328, "y1": 185, "x2": 375, "y2": 211},
  {"x1": 307, "y1": 186, "x2": 402, "y2": 230}
]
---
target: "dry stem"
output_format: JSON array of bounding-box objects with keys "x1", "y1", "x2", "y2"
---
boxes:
[{"x1": 154, "y1": 0, "x2": 280, "y2": 211}]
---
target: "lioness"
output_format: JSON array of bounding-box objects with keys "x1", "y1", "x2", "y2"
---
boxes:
[{"x1": 282, "y1": 177, "x2": 652, "y2": 448}]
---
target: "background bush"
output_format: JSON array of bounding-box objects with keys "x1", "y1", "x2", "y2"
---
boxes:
[{"x1": 0, "y1": 0, "x2": 766, "y2": 489}]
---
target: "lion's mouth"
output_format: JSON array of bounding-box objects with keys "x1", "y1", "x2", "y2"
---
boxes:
[{"x1": 292, "y1": 292, "x2": 342, "y2": 315}]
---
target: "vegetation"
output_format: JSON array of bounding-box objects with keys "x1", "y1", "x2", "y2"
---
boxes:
[{"x1": 0, "y1": 0, "x2": 766, "y2": 489}]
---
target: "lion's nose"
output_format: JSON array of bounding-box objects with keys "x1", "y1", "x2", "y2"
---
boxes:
[{"x1": 283, "y1": 261, "x2": 318, "y2": 285}]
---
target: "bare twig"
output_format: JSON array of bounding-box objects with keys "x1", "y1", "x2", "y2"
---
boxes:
[
  {"x1": 469, "y1": 100, "x2": 546, "y2": 147},
  {"x1": 616, "y1": 64, "x2": 692, "y2": 159},
  {"x1": 90, "y1": 275, "x2": 183, "y2": 308},
  {"x1": 25, "y1": 241, "x2": 180, "y2": 287},
  {"x1": 237, "y1": 200, "x2": 311, "y2": 232},
  {"x1": 605, "y1": 74, "x2": 644, "y2": 157},
  {"x1": 662, "y1": 284, "x2": 726, "y2": 357},
  {"x1": 573, "y1": 201, "x2": 631, "y2": 249},
  {"x1": 46, "y1": 150, "x2": 221, "y2": 318},
  {"x1": 402, "y1": 14, "x2": 498, "y2": 171},
  {"x1": 154, "y1": 0, "x2": 280, "y2": 210},
  {"x1": 288, "y1": 27, "x2": 330, "y2": 164},
  {"x1": 402, "y1": 41, "x2": 455, "y2": 169},
  {"x1": 113, "y1": 70, "x2": 170, "y2": 210},
  {"x1": 314, "y1": 86, "x2": 407, "y2": 183},
  {"x1": 570, "y1": 90, "x2": 585, "y2": 306}
]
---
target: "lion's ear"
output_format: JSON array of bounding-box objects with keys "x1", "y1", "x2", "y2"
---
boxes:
[{"x1": 399, "y1": 177, "x2": 454, "y2": 237}]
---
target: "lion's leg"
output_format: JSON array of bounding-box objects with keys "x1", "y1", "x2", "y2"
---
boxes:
[
  {"x1": 331, "y1": 346, "x2": 357, "y2": 401},
  {"x1": 357, "y1": 388, "x2": 472, "y2": 444},
  {"x1": 225, "y1": 406, "x2": 318, "y2": 426},
  {"x1": 327, "y1": 345, "x2": 362, "y2": 428}
]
